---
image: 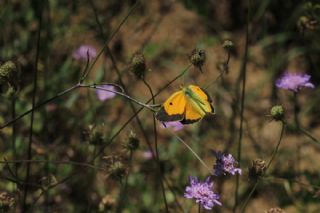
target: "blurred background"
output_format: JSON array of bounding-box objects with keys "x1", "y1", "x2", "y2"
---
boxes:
[{"x1": 1, "y1": 0, "x2": 320, "y2": 212}]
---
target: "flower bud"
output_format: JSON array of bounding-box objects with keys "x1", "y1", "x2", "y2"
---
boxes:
[
  {"x1": 270, "y1": 105, "x2": 284, "y2": 121},
  {"x1": 249, "y1": 159, "x2": 266, "y2": 181},
  {"x1": 0, "y1": 61, "x2": 17, "y2": 87},
  {"x1": 189, "y1": 49, "x2": 206, "y2": 71},
  {"x1": 131, "y1": 52, "x2": 146, "y2": 79}
]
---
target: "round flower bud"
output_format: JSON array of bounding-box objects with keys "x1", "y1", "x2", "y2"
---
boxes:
[
  {"x1": 222, "y1": 40, "x2": 234, "y2": 51},
  {"x1": 190, "y1": 49, "x2": 206, "y2": 69},
  {"x1": 270, "y1": 105, "x2": 284, "y2": 121},
  {"x1": 131, "y1": 53, "x2": 146, "y2": 79},
  {"x1": 249, "y1": 159, "x2": 266, "y2": 181},
  {"x1": 0, "y1": 61, "x2": 17, "y2": 85}
]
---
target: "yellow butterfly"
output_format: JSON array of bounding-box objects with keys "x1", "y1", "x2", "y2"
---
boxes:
[{"x1": 156, "y1": 85, "x2": 214, "y2": 124}]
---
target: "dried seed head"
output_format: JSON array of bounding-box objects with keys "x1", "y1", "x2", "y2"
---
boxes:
[
  {"x1": 123, "y1": 131, "x2": 139, "y2": 152},
  {"x1": 264, "y1": 207, "x2": 286, "y2": 213},
  {"x1": 190, "y1": 49, "x2": 206, "y2": 70},
  {"x1": 99, "y1": 195, "x2": 116, "y2": 212},
  {"x1": 131, "y1": 52, "x2": 146, "y2": 79},
  {"x1": 0, "y1": 192, "x2": 15, "y2": 210},
  {"x1": 270, "y1": 105, "x2": 284, "y2": 121},
  {"x1": 249, "y1": 159, "x2": 266, "y2": 181},
  {"x1": 297, "y1": 16, "x2": 319, "y2": 32},
  {"x1": 222, "y1": 40, "x2": 234, "y2": 51},
  {"x1": 108, "y1": 161, "x2": 126, "y2": 181}
]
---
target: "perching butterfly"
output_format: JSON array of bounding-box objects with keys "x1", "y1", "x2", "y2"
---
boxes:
[{"x1": 156, "y1": 85, "x2": 214, "y2": 124}]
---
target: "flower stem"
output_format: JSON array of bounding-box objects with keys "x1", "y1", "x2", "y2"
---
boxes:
[
  {"x1": 293, "y1": 92, "x2": 300, "y2": 130},
  {"x1": 240, "y1": 121, "x2": 285, "y2": 212},
  {"x1": 234, "y1": 0, "x2": 250, "y2": 210},
  {"x1": 298, "y1": 127, "x2": 320, "y2": 146}
]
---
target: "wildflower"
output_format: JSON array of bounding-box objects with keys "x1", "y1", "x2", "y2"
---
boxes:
[
  {"x1": 212, "y1": 151, "x2": 242, "y2": 176},
  {"x1": 184, "y1": 176, "x2": 221, "y2": 210},
  {"x1": 275, "y1": 72, "x2": 314, "y2": 92},
  {"x1": 270, "y1": 105, "x2": 285, "y2": 121},
  {"x1": 161, "y1": 121, "x2": 184, "y2": 131},
  {"x1": 96, "y1": 85, "x2": 116, "y2": 101},
  {"x1": 142, "y1": 150, "x2": 153, "y2": 159},
  {"x1": 72, "y1": 45, "x2": 97, "y2": 61}
]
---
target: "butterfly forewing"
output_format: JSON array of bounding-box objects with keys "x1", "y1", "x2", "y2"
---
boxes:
[{"x1": 156, "y1": 91, "x2": 186, "y2": 122}]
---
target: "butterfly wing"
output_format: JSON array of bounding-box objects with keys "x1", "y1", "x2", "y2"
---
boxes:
[
  {"x1": 181, "y1": 85, "x2": 214, "y2": 124},
  {"x1": 156, "y1": 90, "x2": 186, "y2": 122},
  {"x1": 188, "y1": 85, "x2": 214, "y2": 113}
]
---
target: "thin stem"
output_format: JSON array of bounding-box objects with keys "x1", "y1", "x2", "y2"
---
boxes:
[
  {"x1": 293, "y1": 92, "x2": 300, "y2": 130},
  {"x1": 0, "y1": 159, "x2": 104, "y2": 171},
  {"x1": 81, "y1": 84, "x2": 156, "y2": 111},
  {"x1": 11, "y1": 95, "x2": 17, "y2": 176},
  {"x1": 298, "y1": 127, "x2": 320, "y2": 145},
  {"x1": 240, "y1": 121, "x2": 285, "y2": 212},
  {"x1": 239, "y1": 181, "x2": 259, "y2": 213},
  {"x1": 22, "y1": 1, "x2": 43, "y2": 210},
  {"x1": 143, "y1": 79, "x2": 169, "y2": 212},
  {"x1": 0, "y1": 84, "x2": 79, "y2": 129},
  {"x1": 170, "y1": 131, "x2": 212, "y2": 174},
  {"x1": 115, "y1": 151, "x2": 133, "y2": 213},
  {"x1": 233, "y1": 1, "x2": 250, "y2": 211},
  {"x1": 80, "y1": 0, "x2": 140, "y2": 81},
  {"x1": 266, "y1": 122, "x2": 286, "y2": 170}
]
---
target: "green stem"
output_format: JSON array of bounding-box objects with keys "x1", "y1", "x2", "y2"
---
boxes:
[
  {"x1": 22, "y1": 1, "x2": 43, "y2": 210},
  {"x1": 298, "y1": 127, "x2": 320, "y2": 145},
  {"x1": 240, "y1": 121, "x2": 285, "y2": 212},
  {"x1": 234, "y1": 1, "x2": 250, "y2": 211}
]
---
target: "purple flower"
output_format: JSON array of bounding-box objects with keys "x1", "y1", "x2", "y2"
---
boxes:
[
  {"x1": 184, "y1": 176, "x2": 221, "y2": 210},
  {"x1": 212, "y1": 151, "x2": 241, "y2": 176},
  {"x1": 142, "y1": 150, "x2": 153, "y2": 159},
  {"x1": 161, "y1": 121, "x2": 184, "y2": 131},
  {"x1": 96, "y1": 85, "x2": 116, "y2": 101},
  {"x1": 275, "y1": 72, "x2": 315, "y2": 92},
  {"x1": 72, "y1": 45, "x2": 97, "y2": 61}
]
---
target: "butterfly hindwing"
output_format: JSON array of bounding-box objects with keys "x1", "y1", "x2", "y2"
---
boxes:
[
  {"x1": 188, "y1": 85, "x2": 214, "y2": 114},
  {"x1": 182, "y1": 85, "x2": 214, "y2": 124},
  {"x1": 156, "y1": 91, "x2": 186, "y2": 122}
]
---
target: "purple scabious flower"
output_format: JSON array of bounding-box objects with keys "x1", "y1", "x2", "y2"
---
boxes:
[
  {"x1": 184, "y1": 176, "x2": 221, "y2": 210},
  {"x1": 275, "y1": 72, "x2": 315, "y2": 92},
  {"x1": 73, "y1": 45, "x2": 97, "y2": 61},
  {"x1": 212, "y1": 151, "x2": 242, "y2": 176},
  {"x1": 161, "y1": 121, "x2": 184, "y2": 131},
  {"x1": 96, "y1": 85, "x2": 116, "y2": 101}
]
